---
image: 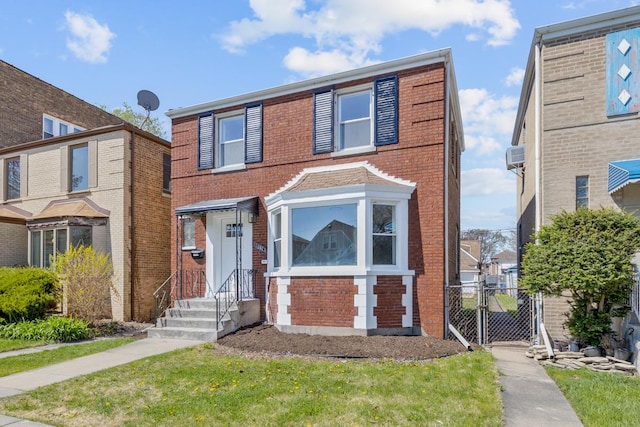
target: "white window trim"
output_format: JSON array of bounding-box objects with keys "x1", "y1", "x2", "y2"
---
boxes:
[
  {"x1": 267, "y1": 188, "x2": 412, "y2": 277},
  {"x1": 181, "y1": 216, "x2": 196, "y2": 250},
  {"x1": 335, "y1": 84, "x2": 373, "y2": 153},
  {"x1": 215, "y1": 110, "x2": 245, "y2": 169}
]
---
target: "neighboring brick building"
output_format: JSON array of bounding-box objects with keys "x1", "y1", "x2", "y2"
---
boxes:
[
  {"x1": 0, "y1": 123, "x2": 171, "y2": 321},
  {"x1": 167, "y1": 50, "x2": 464, "y2": 338},
  {"x1": 0, "y1": 60, "x2": 122, "y2": 149},
  {"x1": 509, "y1": 6, "x2": 640, "y2": 339}
]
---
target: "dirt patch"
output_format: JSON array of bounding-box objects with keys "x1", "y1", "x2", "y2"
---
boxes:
[
  {"x1": 217, "y1": 324, "x2": 474, "y2": 360},
  {"x1": 91, "y1": 320, "x2": 151, "y2": 339}
]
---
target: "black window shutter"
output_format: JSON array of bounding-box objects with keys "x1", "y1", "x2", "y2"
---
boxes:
[
  {"x1": 245, "y1": 103, "x2": 263, "y2": 163},
  {"x1": 313, "y1": 89, "x2": 334, "y2": 154},
  {"x1": 198, "y1": 112, "x2": 214, "y2": 169},
  {"x1": 374, "y1": 75, "x2": 398, "y2": 146}
]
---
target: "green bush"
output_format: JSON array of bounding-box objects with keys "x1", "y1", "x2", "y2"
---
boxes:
[
  {"x1": 0, "y1": 316, "x2": 91, "y2": 342},
  {"x1": 0, "y1": 268, "x2": 60, "y2": 322}
]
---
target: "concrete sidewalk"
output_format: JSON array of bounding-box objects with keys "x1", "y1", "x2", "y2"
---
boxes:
[
  {"x1": 490, "y1": 345, "x2": 584, "y2": 427},
  {"x1": 0, "y1": 337, "x2": 200, "y2": 399}
]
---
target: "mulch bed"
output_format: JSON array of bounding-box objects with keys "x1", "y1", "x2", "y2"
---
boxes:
[{"x1": 216, "y1": 324, "x2": 474, "y2": 360}]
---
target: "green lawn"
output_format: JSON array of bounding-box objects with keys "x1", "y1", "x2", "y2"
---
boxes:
[
  {"x1": 545, "y1": 366, "x2": 640, "y2": 427},
  {"x1": 494, "y1": 293, "x2": 517, "y2": 316},
  {"x1": 0, "y1": 338, "x2": 135, "y2": 377},
  {"x1": 0, "y1": 339, "x2": 45, "y2": 353},
  {"x1": 0, "y1": 344, "x2": 502, "y2": 427}
]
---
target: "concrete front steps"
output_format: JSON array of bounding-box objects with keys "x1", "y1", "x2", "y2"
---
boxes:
[{"x1": 147, "y1": 298, "x2": 260, "y2": 341}]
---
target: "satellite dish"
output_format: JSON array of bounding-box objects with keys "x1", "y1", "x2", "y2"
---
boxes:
[
  {"x1": 137, "y1": 90, "x2": 160, "y2": 112},
  {"x1": 136, "y1": 90, "x2": 160, "y2": 129}
]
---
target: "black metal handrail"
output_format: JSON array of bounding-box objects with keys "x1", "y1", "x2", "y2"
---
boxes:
[
  {"x1": 153, "y1": 270, "x2": 208, "y2": 321},
  {"x1": 215, "y1": 269, "x2": 255, "y2": 330}
]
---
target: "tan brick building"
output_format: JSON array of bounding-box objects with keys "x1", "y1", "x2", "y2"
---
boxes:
[
  {"x1": 0, "y1": 124, "x2": 171, "y2": 322},
  {"x1": 167, "y1": 50, "x2": 464, "y2": 338},
  {"x1": 510, "y1": 6, "x2": 640, "y2": 339}
]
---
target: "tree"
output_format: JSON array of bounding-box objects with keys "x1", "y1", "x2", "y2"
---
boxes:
[
  {"x1": 520, "y1": 208, "x2": 640, "y2": 346},
  {"x1": 460, "y1": 229, "x2": 508, "y2": 265},
  {"x1": 99, "y1": 102, "x2": 166, "y2": 138}
]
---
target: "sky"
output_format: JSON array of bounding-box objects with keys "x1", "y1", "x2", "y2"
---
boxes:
[{"x1": 1, "y1": 0, "x2": 639, "y2": 232}]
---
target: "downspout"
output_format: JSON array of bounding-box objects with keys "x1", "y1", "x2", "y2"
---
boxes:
[
  {"x1": 130, "y1": 130, "x2": 136, "y2": 321},
  {"x1": 534, "y1": 42, "x2": 543, "y2": 342},
  {"x1": 534, "y1": 43, "x2": 542, "y2": 234},
  {"x1": 443, "y1": 54, "x2": 451, "y2": 338}
]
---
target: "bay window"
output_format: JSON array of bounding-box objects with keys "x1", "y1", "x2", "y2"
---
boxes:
[{"x1": 29, "y1": 226, "x2": 92, "y2": 267}]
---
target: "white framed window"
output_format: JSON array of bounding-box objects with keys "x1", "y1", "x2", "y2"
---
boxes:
[
  {"x1": 43, "y1": 114, "x2": 84, "y2": 139},
  {"x1": 217, "y1": 113, "x2": 244, "y2": 168},
  {"x1": 336, "y1": 87, "x2": 372, "y2": 151},
  {"x1": 182, "y1": 217, "x2": 196, "y2": 249},
  {"x1": 372, "y1": 204, "x2": 396, "y2": 265},
  {"x1": 272, "y1": 211, "x2": 282, "y2": 269},
  {"x1": 291, "y1": 203, "x2": 357, "y2": 267},
  {"x1": 576, "y1": 176, "x2": 589, "y2": 209}
]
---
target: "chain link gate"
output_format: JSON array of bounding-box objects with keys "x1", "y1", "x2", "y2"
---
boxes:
[{"x1": 448, "y1": 281, "x2": 533, "y2": 346}]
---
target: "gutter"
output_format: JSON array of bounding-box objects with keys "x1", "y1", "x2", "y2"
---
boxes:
[{"x1": 443, "y1": 55, "x2": 451, "y2": 338}]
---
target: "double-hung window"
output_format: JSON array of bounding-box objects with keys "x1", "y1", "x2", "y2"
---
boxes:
[
  {"x1": 313, "y1": 75, "x2": 398, "y2": 155},
  {"x1": 218, "y1": 114, "x2": 244, "y2": 167},
  {"x1": 372, "y1": 204, "x2": 396, "y2": 265},
  {"x1": 337, "y1": 89, "x2": 372, "y2": 150},
  {"x1": 197, "y1": 103, "x2": 263, "y2": 170}
]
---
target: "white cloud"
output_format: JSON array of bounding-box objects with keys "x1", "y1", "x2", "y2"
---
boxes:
[
  {"x1": 220, "y1": 0, "x2": 520, "y2": 75},
  {"x1": 283, "y1": 47, "x2": 379, "y2": 77},
  {"x1": 505, "y1": 67, "x2": 525, "y2": 87},
  {"x1": 461, "y1": 168, "x2": 515, "y2": 197},
  {"x1": 458, "y1": 88, "x2": 518, "y2": 155},
  {"x1": 64, "y1": 11, "x2": 115, "y2": 64}
]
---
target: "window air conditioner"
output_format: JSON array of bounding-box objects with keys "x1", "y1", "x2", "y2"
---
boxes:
[{"x1": 506, "y1": 146, "x2": 525, "y2": 170}]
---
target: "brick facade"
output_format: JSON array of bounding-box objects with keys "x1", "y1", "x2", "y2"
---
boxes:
[
  {"x1": 169, "y1": 52, "x2": 463, "y2": 338},
  {"x1": 513, "y1": 9, "x2": 640, "y2": 339},
  {"x1": 0, "y1": 60, "x2": 121, "y2": 149},
  {"x1": 0, "y1": 124, "x2": 170, "y2": 322}
]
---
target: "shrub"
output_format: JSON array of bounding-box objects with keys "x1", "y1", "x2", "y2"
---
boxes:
[
  {"x1": 52, "y1": 246, "x2": 119, "y2": 324},
  {"x1": 0, "y1": 267, "x2": 60, "y2": 322},
  {"x1": 0, "y1": 316, "x2": 91, "y2": 342}
]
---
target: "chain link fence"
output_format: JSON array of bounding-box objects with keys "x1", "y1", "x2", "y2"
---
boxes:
[{"x1": 448, "y1": 281, "x2": 532, "y2": 346}]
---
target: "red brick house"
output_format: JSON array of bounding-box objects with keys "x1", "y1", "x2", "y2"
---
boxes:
[{"x1": 162, "y1": 50, "x2": 463, "y2": 338}]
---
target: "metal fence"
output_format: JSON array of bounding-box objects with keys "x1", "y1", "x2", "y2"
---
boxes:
[{"x1": 448, "y1": 281, "x2": 532, "y2": 346}]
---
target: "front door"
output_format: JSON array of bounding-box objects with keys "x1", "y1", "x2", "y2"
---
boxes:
[{"x1": 206, "y1": 212, "x2": 253, "y2": 297}]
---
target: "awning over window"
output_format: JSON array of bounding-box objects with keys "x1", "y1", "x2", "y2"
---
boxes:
[
  {"x1": 175, "y1": 196, "x2": 258, "y2": 216},
  {"x1": 31, "y1": 198, "x2": 110, "y2": 220},
  {"x1": 0, "y1": 205, "x2": 32, "y2": 224},
  {"x1": 608, "y1": 160, "x2": 640, "y2": 193}
]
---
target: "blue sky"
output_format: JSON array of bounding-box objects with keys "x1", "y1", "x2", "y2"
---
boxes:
[{"x1": 1, "y1": 0, "x2": 638, "y2": 231}]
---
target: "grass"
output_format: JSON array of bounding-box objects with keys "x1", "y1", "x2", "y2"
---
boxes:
[
  {"x1": 0, "y1": 339, "x2": 45, "y2": 353},
  {"x1": 545, "y1": 366, "x2": 640, "y2": 426},
  {"x1": 0, "y1": 337, "x2": 135, "y2": 378},
  {"x1": 0, "y1": 345, "x2": 502, "y2": 427},
  {"x1": 494, "y1": 293, "x2": 517, "y2": 316}
]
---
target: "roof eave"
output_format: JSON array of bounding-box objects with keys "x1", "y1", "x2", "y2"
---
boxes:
[{"x1": 166, "y1": 49, "x2": 452, "y2": 119}]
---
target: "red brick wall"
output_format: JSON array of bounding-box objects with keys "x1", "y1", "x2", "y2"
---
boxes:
[
  {"x1": 289, "y1": 277, "x2": 356, "y2": 327},
  {"x1": 171, "y1": 62, "x2": 456, "y2": 338},
  {"x1": 374, "y1": 276, "x2": 405, "y2": 328}
]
